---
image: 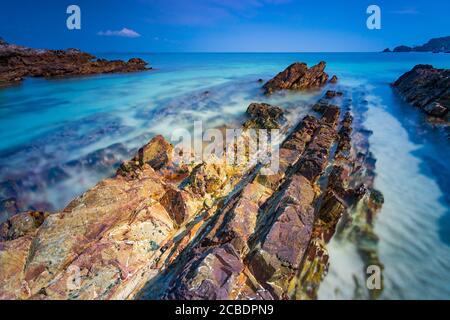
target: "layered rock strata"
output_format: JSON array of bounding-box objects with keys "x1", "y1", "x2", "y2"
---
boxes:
[
  {"x1": 143, "y1": 95, "x2": 379, "y2": 300},
  {"x1": 0, "y1": 92, "x2": 382, "y2": 300}
]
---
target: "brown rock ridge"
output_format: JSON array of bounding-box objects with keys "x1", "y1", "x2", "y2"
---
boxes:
[
  {"x1": 0, "y1": 88, "x2": 383, "y2": 300},
  {"x1": 263, "y1": 61, "x2": 333, "y2": 94},
  {"x1": 393, "y1": 64, "x2": 449, "y2": 118},
  {"x1": 0, "y1": 102, "x2": 285, "y2": 299},
  {"x1": 0, "y1": 39, "x2": 150, "y2": 86},
  {"x1": 146, "y1": 94, "x2": 380, "y2": 300}
]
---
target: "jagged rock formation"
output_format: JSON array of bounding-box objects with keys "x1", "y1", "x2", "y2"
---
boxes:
[
  {"x1": 0, "y1": 73, "x2": 383, "y2": 300},
  {"x1": 393, "y1": 65, "x2": 449, "y2": 118},
  {"x1": 263, "y1": 61, "x2": 329, "y2": 94},
  {"x1": 0, "y1": 40, "x2": 149, "y2": 86}
]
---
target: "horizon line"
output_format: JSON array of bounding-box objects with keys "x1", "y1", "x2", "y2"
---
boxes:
[{"x1": 92, "y1": 51, "x2": 386, "y2": 54}]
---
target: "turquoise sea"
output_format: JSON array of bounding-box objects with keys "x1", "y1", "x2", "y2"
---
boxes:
[{"x1": 0, "y1": 52, "x2": 449, "y2": 299}]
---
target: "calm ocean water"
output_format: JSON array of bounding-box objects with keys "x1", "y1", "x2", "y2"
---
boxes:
[{"x1": 0, "y1": 52, "x2": 449, "y2": 299}]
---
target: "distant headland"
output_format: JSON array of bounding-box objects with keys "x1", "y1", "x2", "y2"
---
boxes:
[
  {"x1": 0, "y1": 38, "x2": 150, "y2": 87},
  {"x1": 382, "y1": 36, "x2": 450, "y2": 53}
]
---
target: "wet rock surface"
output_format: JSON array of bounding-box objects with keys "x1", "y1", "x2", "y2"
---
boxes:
[
  {"x1": 0, "y1": 40, "x2": 150, "y2": 86},
  {"x1": 393, "y1": 64, "x2": 449, "y2": 119},
  {"x1": 263, "y1": 61, "x2": 329, "y2": 94},
  {"x1": 117, "y1": 135, "x2": 174, "y2": 177},
  {"x1": 244, "y1": 102, "x2": 285, "y2": 129},
  {"x1": 0, "y1": 74, "x2": 383, "y2": 300}
]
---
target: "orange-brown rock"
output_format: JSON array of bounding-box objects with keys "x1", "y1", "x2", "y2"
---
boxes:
[
  {"x1": 263, "y1": 61, "x2": 329, "y2": 94},
  {"x1": 162, "y1": 101, "x2": 342, "y2": 300},
  {"x1": 0, "y1": 166, "x2": 174, "y2": 299},
  {"x1": 117, "y1": 135, "x2": 174, "y2": 176},
  {"x1": 0, "y1": 90, "x2": 382, "y2": 301}
]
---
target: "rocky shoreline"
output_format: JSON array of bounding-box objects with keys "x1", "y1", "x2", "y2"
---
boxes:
[
  {"x1": 393, "y1": 64, "x2": 450, "y2": 141},
  {"x1": 393, "y1": 64, "x2": 449, "y2": 120},
  {"x1": 0, "y1": 39, "x2": 150, "y2": 86},
  {"x1": 0, "y1": 62, "x2": 385, "y2": 300}
]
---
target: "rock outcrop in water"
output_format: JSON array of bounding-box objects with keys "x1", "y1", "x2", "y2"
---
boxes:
[
  {"x1": 0, "y1": 83, "x2": 383, "y2": 299},
  {"x1": 0, "y1": 39, "x2": 150, "y2": 86},
  {"x1": 263, "y1": 61, "x2": 329, "y2": 94},
  {"x1": 393, "y1": 64, "x2": 449, "y2": 118}
]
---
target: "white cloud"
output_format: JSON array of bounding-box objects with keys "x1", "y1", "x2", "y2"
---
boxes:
[
  {"x1": 389, "y1": 8, "x2": 420, "y2": 15},
  {"x1": 97, "y1": 28, "x2": 141, "y2": 38}
]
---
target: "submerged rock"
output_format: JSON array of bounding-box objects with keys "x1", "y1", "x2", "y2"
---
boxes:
[
  {"x1": 263, "y1": 61, "x2": 329, "y2": 94},
  {"x1": 0, "y1": 198, "x2": 20, "y2": 220},
  {"x1": 325, "y1": 90, "x2": 343, "y2": 99},
  {"x1": 329, "y1": 75, "x2": 338, "y2": 83}
]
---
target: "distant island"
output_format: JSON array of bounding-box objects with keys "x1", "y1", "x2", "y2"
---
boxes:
[{"x1": 382, "y1": 36, "x2": 450, "y2": 53}]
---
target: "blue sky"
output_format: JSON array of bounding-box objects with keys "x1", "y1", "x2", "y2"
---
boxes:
[{"x1": 1, "y1": 0, "x2": 449, "y2": 52}]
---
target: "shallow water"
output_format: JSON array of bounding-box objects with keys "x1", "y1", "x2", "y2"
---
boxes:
[{"x1": 0, "y1": 52, "x2": 449, "y2": 299}]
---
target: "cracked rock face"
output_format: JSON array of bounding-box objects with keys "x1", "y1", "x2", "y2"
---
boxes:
[
  {"x1": 0, "y1": 67, "x2": 383, "y2": 300},
  {"x1": 263, "y1": 61, "x2": 329, "y2": 94},
  {"x1": 393, "y1": 64, "x2": 450, "y2": 118}
]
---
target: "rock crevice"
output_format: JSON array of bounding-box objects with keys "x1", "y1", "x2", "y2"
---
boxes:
[{"x1": 0, "y1": 65, "x2": 384, "y2": 300}]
